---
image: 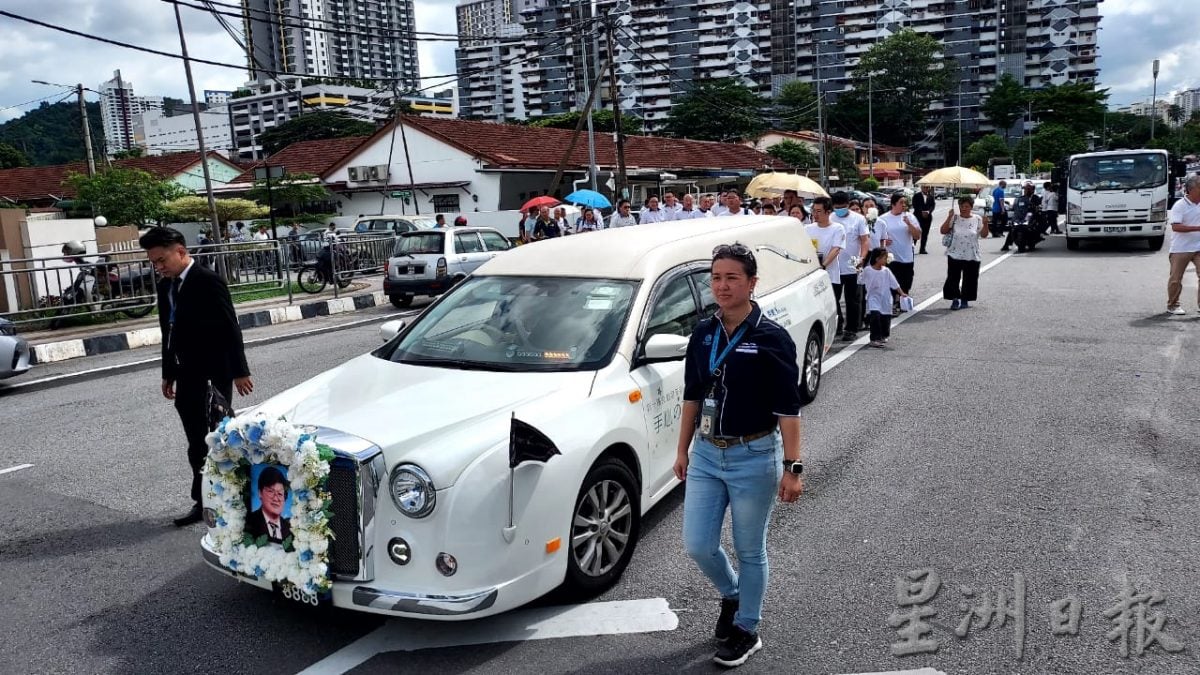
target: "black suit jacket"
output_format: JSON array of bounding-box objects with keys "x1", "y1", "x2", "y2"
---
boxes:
[
  {"x1": 156, "y1": 262, "x2": 250, "y2": 384},
  {"x1": 912, "y1": 192, "x2": 936, "y2": 219},
  {"x1": 245, "y1": 508, "x2": 291, "y2": 544}
]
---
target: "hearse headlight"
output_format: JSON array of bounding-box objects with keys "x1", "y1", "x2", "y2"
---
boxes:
[
  {"x1": 1151, "y1": 198, "x2": 1167, "y2": 222},
  {"x1": 390, "y1": 464, "x2": 436, "y2": 518}
]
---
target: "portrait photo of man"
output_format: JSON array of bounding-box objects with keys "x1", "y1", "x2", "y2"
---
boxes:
[{"x1": 244, "y1": 465, "x2": 291, "y2": 544}]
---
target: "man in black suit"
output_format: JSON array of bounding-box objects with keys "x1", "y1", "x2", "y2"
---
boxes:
[
  {"x1": 244, "y1": 466, "x2": 291, "y2": 544},
  {"x1": 140, "y1": 226, "x2": 254, "y2": 527},
  {"x1": 912, "y1": 184, "x2": 936, "y2": 254}
]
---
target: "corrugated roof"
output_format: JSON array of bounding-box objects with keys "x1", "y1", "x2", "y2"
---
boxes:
[
  {"x1": 0, "y1": 151, "x2": 238, "y2": 203},
  {"x1": 324, "y1": 117, "x2": 787, "y2": 176},
  {"x1": 231, "y1": 136, "x2": 372, "y2": 184}
]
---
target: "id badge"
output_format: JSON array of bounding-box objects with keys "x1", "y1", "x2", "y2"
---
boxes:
[{"x1": 699, "y1": 397, "x2": 717, "y2": 437}]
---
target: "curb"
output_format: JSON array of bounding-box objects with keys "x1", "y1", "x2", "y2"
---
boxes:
[{"x1": 27, "y1": 290, "x2": 389, "y2": 366}]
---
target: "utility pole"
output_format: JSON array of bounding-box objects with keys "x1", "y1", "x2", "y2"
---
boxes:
[
  {"x1": 578, "y1": 0, "x2": 598, "y2": 192},
  {"x1": 957, "y1": 83, "x2": 963, "y2": 166},
  {"x1": 868, "y1": 73, "x2": 874, "y2": 178},
  {"x1": 1150, "y1": 59, "x2": 1160, "y2": 141},
  {"x1": 605, "y1": 21, "x2": 628, "y2": 200},
  {"x1": 815, "y1": 41, "x2": 827, "y2": 186},
  {"x1": 548, "y1": 59, "x2": 609, "y2": 197},
  {"x1": 173, "y1": 2, "x2": 223, "y2": 244},
  {"x1": 76, "y1": 84, "x2": 95, "y2": 176}
]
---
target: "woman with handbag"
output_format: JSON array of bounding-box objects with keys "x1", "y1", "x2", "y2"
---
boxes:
[{"x1": 941, "y1": 196, "x2": 989, "y2": 310}]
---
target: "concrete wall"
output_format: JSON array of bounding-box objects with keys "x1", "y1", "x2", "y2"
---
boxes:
[{"x1": 0, "y1": 214, "x2": 97, "y2": 313}]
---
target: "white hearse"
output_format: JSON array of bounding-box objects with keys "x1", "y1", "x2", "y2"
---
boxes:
[{"x1": 200, "y1": 215, "x2": 837, "y2": 619}]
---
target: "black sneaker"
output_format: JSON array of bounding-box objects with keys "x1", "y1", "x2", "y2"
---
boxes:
[
  {"x1": 714, "y1": 597, "x2": 739, "y2": 641},
  {"x1": 713, "y1": 625, "x2": 762, "y2": 667}
]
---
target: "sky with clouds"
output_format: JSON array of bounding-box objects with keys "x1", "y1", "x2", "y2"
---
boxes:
[{"x1": 0, "y1": 0, "x2": 1188, "y2": 124}]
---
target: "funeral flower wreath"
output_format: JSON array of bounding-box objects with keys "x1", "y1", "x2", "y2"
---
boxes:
[{"x1": 203, "y1": 414, "x2": 336, "y2": 594}]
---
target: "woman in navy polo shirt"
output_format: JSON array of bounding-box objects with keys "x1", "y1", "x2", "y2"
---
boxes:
[{"x1": 673, "y1": 243, "x2": 805, "y2": 668}]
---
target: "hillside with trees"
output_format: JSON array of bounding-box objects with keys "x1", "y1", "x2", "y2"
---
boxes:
[{"x1": 0, "y1": 100, "x2": 102, "y2": 166}]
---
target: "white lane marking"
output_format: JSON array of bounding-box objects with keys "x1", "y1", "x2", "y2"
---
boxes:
[
  {"x1": 297, "y1": 597, "x2": 679, "y2": 675},
  {"x1": 4, "y1": 311, "x2": 411, "y2": 393},
  {"x1": 824, "y1": 252, "x2": 1014, "y2": 373},
  {"x1": 836, "y1": 669, "x2": 946, "y2": 675},
  {"x1": 0, "y1": 463, "x2": 34, "y2": 475}
]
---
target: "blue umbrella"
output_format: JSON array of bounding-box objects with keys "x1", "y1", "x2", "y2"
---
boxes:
[{"x1": 563, "y1": 189, "x2": 612, "y2": 209}]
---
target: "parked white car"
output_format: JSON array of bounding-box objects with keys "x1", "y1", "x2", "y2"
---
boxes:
[
  {"x1": 353, "y1": 215, "x2": 439, "y2": 236},
  {"x1": 0, "y1": 318, "x2": 31, "y2": 379},
  {"x1": 200, "y1": 215, "x2": 837, "y2": 620},
  {"x1": 383, "y1": 226, "x2": 513, "y2": 308}
]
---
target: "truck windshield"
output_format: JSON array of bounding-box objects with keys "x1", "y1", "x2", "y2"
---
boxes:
[{"x1": 1069, "y1": 154, "x2": 1166, "y2": 191}]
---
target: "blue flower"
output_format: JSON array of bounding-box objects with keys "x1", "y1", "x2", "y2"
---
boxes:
[
  {"x1": 228, "y1": 429, "x2": 244, "y2": 447},
  {"x1": 253, "y1": 565, "x2": 265, "y2": 578},
  {"x1": 295, "y1": 489, "x2": 310, "y2": 502},
  {"x1": 297, "y1": 433, "x2": 311, "y2": 450},
  {"x1": 218, "y1": 419, "x2": 229, "y2": 434},
  {"x1": 229, "y1": 559, "x2": 239, "y2": 570},
  {"x1": 216, "y1": 517, "x2": 227, "y2": 527},
  {"x1": 217, "y1": 460, "x2": 238, "y2": 473},
  {"x1": 300, "y1": 550, "x2": 314, "y2": 563},
  {"x1": 213, "y1": 483, "x2": 225, "y2": 495},
  {"x1": 247, "y1": 424, "x2": 264, "y2": 445}
]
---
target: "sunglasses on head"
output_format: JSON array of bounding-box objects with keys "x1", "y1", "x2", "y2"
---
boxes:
[{"x1": 712, "y1": 243, "x2": 754, "y2": 258}]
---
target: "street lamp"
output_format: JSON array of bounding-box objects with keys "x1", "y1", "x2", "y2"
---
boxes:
[{"x1": 1150, "y1": 59, "x2": 1160, "y2": 140}]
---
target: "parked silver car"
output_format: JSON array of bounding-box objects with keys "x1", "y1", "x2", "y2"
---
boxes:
[
  {"x1": 383, "y1": 227, "x2": 512, "y2": 307},
  {"x1": 0, "y1": 318, "x2": 31, "y2": 379}
]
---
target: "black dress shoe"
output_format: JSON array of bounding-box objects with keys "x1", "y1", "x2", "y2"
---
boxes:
[{"x1": 173, "y1": 503, "x2": 203, "y2": 527}]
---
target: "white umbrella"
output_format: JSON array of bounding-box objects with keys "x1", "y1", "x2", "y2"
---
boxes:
[
  {"x1": 917, "y1": 166, "x2": 992, "y2": 189},
  {"x1": 745, "y1": 173, "x2": 829, "y2": 199}
]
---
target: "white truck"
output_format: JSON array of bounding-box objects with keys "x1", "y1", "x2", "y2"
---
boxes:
[{"x1": 1063, "y1": 149, "x2": 1178, "y2": 251}]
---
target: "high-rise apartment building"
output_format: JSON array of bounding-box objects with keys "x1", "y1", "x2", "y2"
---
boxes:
[
  {"x1": 455, "y1": 0, "x2": 532, "y2": 121},
  {"x1": 241, "y1": 0, "x2": 420, "y2": 88},
  {"x1": 1174, "y1": 89, "x2": 1200, "y2": 123},
  {"x1": 99, "y1": 70, "x2": 164, "y2": 156},
  {"x1": 456, "y1": 0, "x2": 1103, "y2": 159}
]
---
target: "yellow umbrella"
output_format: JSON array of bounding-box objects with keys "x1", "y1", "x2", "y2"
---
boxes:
[
  {"x1": 746, "y1": 172, "x2": 829, "y2": 199},
  {"x1": 917, "y1": 166, "x2": 991, "y2": 189}
]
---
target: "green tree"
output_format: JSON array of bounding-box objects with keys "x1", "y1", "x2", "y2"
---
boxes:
[
  {"x1": 1168, "y1": 103, "x2": 1184, "y2": 127},
  {"x1": 980, "y1": 74, "x2": 1028, "y2": 140},
  {"x1": 774, "y1": 80, "x2": 818, "y2": 131},
  {"x1": 65, "y1": 168, "x2": 188, "y2": 226},
  {"x1": 1030, "y1": 82, "x2": 1108, "y2": 137},
  {"x1": 827, "y1": 146, "x2": 861, "y2": 186},
  {"x1": 245, "y1": 172, "x2": 330, "y2": 210},
  {"x1": 112, "y1": 147, "x2": 145, "y2": 160},
  {"x1": 0, "y1": 142, "x2": 29, "y2": 169},
  {"x1": 1103, "y1": 111, "x2": 1153, "y2": 149},
  {"x1": 1013, "y1": 123, "x2": 1087, "y2": 171},
  {"x1": 0, "y1": 100, "x2": 103, "y2": 166},
  {"x1": 962, "y1": 134, "x2": 1012, "y2": 170},
  {"x1": 840, "y1": 29, "x2": 958, "y2": 148},
  {"x1": 766, "y1": 140, "x2": 818, "y2": 169},
  {"x1": 165, "y1": 196, "x2": 268, "y2": 224},
  {"x1": 662, "y1": 79, "x2": 767, "y2": 142},
  {"x1": 857, "y1": 176, "x2": 880, "y2": 192},
  {"x1": 528, "y1": 110, "x2": 645, "y2": 135},
  {"x1": 257, "y1": 111, "x2": 376, "y2": 156}
]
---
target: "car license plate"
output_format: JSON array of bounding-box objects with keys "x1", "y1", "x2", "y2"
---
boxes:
[
  {"x1": 279, "y1": 581, "x2": 325, "y2": 607},
  {"x1": 1103, "y1": 226, "x2": 1126, "y2": 233}
]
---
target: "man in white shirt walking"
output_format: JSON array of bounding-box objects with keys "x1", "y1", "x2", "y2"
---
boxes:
[
  {"x1": 640, "y1": 195, "x2": 669, "y2": 224},
  {"x1": 609, "y1": 199, "x2": 638, "y2": 228},
  {"x1": 716, "y1": 191, "x2": 748, "y2": 216},
  {"x1": 661, "y1": 191, "x2": 683, "y2": 221},
  {"x1": 830, "y1": 191, "x2": 869, "y2": 340},
  {"x1": 1166, "y1": 174, "x2": 1200, "y2": 315}
]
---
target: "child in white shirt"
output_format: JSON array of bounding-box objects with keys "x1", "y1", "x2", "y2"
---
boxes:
[{"x1": 859, "y1": 247, "x2": 907, "y2": 348}]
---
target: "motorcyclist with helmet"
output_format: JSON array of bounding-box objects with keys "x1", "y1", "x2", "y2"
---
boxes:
[{"x1": 1001, "y1": 182, "x2": 1043, "y2": 252}]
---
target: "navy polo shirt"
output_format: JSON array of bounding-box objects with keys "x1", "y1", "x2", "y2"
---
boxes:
[{"x1": 683, "y1": 302, "x2": 802, "y2": 438}]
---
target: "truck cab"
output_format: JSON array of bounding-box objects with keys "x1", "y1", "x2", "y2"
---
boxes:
[{"x1": 1063, "y1": 150, "x2": 1177, "y2": 251}]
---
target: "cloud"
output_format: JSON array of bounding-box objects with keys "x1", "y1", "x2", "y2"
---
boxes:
[
  {"x1": 1097, "y1": 0, "x2": 1200, "y2": 106},
  {"x1": 0, "y1": 1, "x2": 462, "y2": 123}
]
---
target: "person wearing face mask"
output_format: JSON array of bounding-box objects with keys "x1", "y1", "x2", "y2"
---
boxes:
[
  {"x1": 830, "y1": 192, "x2": 869, "y2": 341},
  {"x1": 806, "y1": 197, "x2": 849, "y2": 332}
]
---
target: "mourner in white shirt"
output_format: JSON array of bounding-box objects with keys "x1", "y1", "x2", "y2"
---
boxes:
[
  {"x1": 675, "y1": 193, "x2": 711, "y2": 220},
  {"x1": 639, "y1": 195, "x2": 670, "y2": 224}
]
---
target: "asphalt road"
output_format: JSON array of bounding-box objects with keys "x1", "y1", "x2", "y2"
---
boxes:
[{"x1": 4, "y1": 214, "x2": 1199, "y2": 675}]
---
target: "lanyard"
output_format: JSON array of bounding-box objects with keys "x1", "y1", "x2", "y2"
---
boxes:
[{"x1": 709, "y1": 321, "x2": 749, "y2": 376}]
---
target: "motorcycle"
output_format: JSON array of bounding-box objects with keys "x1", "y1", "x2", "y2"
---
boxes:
[
  {"x1": 1012, "y1": 213, "x2": 1044, "y2": 253},
  {"x1": 39, "y1": 253, "x2": 156, "y2": 328},
  {"x1": 297, "y1": 243, "x2": 356, "y2": 294}
]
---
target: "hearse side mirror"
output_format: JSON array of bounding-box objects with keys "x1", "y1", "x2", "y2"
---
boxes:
[
  {"x1": 380, "y1": 319, "x2": 407, "y2": 342},
  {"x1": 642, "y1": 333, "x2": 689, "y2": 361}
]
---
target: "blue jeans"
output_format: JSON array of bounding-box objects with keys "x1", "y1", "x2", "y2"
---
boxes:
[{"x1": 683, "y1": 432, "x2": 783, "y2": 634}]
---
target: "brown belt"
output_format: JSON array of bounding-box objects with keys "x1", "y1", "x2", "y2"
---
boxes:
[{"x1": 709, "y1": 428, "x2": 775, "y2": 449}]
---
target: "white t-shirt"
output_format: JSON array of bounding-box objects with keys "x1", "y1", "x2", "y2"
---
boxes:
[
  {"x1": 639, "y1": 207, "x2": 669, "y2": 224},
  {"x1": 675, "y1": 208, "x2": 710, "y2": 220},
  {"x1": 832, "y1": 212, "x2": 869, "y2": 275},
  {"x1": 609, "y1": 212, "x2": 637, "y2": 228},
  {"x1": 876, "y1": 211, "x2": 919, "y2": 264},
  {"x1": 858, "y1": 265, "x2": 901, "y2": 315},
  {"x1": 945, "y1": 213, "x2": 985, "y2": 262},
  {"x1": 805, "y1": 222, "x2": 847, "y2": 285},
  {"x1": 661, "y1": 203, "x2": 682, "y2": 220},
  {"x1": 1168, "y1": 196, "x2": 1200, "y2": 253},
  {"x1": 1042, "y1": 191, "x2": 1058, "y2": 211}
]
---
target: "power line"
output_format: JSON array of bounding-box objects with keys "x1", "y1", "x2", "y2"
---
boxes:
[{"x1": 0, "y1": 89, "x2": 75, "y2": 115}]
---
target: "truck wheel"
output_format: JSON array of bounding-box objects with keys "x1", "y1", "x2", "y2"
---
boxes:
[
  {"x1": 800, "y1": 328, "x2": 823, "y2": 403},
  {"x1": 1149, "y1": 236, "x2": 1164, "y2": 251},
  {"x1": 564, "y1": 460, "x2": 640, "y2": 595},
  {"x1": 1066, "y1": 237, "x2": 1080, "y2": 251}
]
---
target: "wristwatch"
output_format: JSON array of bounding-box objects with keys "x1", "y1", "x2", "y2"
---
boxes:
[{"x1": 783, "y1": 459, "x2": 804, "y2": 475}]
